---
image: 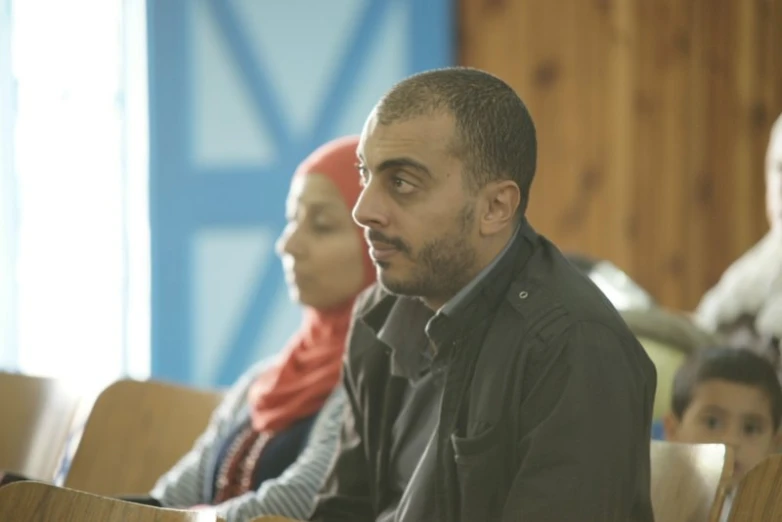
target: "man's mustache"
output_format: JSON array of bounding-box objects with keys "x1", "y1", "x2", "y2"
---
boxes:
[{"x1": 365, "y1": 230, "x2": 410, "y2": 254}]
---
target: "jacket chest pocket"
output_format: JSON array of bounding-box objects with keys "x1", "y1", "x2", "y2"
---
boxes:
[{"x1": 451, "y1": 423, "x2": 509, "y2": 522}]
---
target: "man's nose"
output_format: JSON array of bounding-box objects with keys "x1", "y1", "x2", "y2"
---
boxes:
[{"x1": 352, "y1": 180, "x2": 389, "y2": 229}]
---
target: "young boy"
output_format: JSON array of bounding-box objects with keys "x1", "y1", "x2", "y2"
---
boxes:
[{"x1": 663, "y1": 346, "x2": 782, "y2": 517}]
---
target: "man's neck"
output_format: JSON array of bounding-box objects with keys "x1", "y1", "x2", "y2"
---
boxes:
[{"x1": 476, "y1": 228, "x2": 515, "y2": 271}]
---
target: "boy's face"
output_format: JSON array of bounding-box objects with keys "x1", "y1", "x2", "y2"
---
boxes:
[{"x1": 664, "y1": 379, "x2": 781, "y2": 487}]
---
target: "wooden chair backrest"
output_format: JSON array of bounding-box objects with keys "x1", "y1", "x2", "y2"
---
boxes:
[
  {"x1": 0, "y1": 372, "x2": 82, "y2": 479},
  {"x1": 727, "y1": 454, "x2": 782, "y2": 521},
  {"x1": 650, "y1": 441, "x2": 733, "y2": 522},
  {"x1": 0, "y1": 481, "x2": 225, "y2": 521},
  {"x1": 621, "y1": 308, "x2": 717, "y2": 354},
  {"x1": 64, "y1": 379, "x2": 222, "y2": 496}
]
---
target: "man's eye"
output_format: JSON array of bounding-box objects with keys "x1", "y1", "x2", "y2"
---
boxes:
[
  {"x1": 392, "y1": 177, "x2": 415, "y2": 194},
  {"x1": 357, "y1": 167, "x2": 369, "y2": 186}
]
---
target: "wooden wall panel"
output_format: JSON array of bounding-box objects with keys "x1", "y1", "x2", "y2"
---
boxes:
[{"x1": 460, "y1": 0, "x2": 782, "y2": 310}]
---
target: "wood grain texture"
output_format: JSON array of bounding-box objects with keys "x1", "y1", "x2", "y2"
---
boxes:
[
  {"x1": 0, "y1": 372, "x2": 81, "y2": 480},
  {"x1": 728, "y1": 454, "x2": 782, "y2": 521},
  {"x1": 64, "y1": 379, "x2": 223, "y2": 496},
  {"x1": 0, "y1": 481, "x2": 224, "y2": 521},
  {"x1": 460, "y1": 0, "x2": 782, "y2": 310}
]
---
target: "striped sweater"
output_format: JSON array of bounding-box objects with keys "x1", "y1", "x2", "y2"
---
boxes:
[{"x1": 150, "y1": 361, "x2": 345, "y2": 522}]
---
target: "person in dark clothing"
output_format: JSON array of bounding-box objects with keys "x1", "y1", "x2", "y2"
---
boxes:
[{"x1": 309, "y1": 67, "x2": 657, "y2": 522}]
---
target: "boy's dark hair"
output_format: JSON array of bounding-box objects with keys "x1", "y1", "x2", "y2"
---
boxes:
[{"x1": 672, "y1": 346, "x2": 782, "y2": 429}]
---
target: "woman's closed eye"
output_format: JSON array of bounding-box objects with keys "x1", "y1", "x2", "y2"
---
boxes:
[
  {"x1": 308, "y1": 210, "x2": 341, "y2": 233},
  {"x1": 311, "y1": 221, "x2": 336, "y2": 233}
]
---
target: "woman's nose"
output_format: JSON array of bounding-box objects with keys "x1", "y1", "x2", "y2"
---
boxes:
[{"x1": 276, "y1": 227, "x2": 305, "y2": 258}]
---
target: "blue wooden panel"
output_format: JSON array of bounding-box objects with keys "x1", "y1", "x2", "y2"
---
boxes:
[
  {"x1": 148, "y1": 0, "x2": 195, "y2": 381},
  {"x1": 148, "y1": 0, "x2": 454, "y2": 387},
  {"x1": 410, "y1": 0, "x2": 454, "y2": 71}
]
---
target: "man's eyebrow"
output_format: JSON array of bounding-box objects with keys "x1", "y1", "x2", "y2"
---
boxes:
[{"x1": 376, "y1": 157, "x2": 432, "y2": 178}]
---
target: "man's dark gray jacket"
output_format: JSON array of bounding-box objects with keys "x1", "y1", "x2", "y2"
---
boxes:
[{"x1": 311, "y1": 220, "x2": 657, "y2": 522}]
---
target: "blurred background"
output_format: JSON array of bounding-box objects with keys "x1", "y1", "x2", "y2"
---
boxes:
[{"x1": 0, "y1": 0, "x2": 780, "y2": 391}]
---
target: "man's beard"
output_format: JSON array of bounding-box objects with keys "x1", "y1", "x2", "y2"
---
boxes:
[{"x1": 377, "y1": 203, "x2": 477, "y2": 304}]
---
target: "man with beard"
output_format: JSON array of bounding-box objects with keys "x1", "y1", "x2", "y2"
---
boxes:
[{"x1": 310, "y1": 67, "x2": 657, "y2": 522}]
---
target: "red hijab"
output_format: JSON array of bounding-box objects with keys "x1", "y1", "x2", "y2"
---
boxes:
[{"x1": 247, "y1": 136, "x2": 374, "y2": 433}]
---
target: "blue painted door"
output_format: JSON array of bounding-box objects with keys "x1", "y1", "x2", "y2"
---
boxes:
[{"x1": 148, "y1": 0, "x2": 453, "y2": 387}]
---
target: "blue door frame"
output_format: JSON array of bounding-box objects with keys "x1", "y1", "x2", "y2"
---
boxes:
[{"x1": 148, "y1": 0, "x2": 453, "y2": 386}]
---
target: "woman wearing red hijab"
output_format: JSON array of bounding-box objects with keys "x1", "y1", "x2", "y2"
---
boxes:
[{"x1": 148, "y1": 136, "x2": 374, "y2": 520}]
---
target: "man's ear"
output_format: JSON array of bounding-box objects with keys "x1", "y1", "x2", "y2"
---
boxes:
[
  {"x1": 479, "y1": 180, "x2": 520, "y2": 236},
  {"x1": 662, "y1": 412, "x2": 681, "y2": 441}
]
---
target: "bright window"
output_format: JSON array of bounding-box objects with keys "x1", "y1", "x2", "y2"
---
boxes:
[{"x1": 2, "y1": 0, "x2": 149, "y2": 391}]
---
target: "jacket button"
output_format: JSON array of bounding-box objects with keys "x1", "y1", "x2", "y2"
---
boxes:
[{"x1": 519, "y1": 290, "x2": 529, "y2": 299}]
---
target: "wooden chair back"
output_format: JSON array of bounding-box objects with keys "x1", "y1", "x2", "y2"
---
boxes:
[
  {"x1": 0, "y1": 372, "x2": 82, "y2": 479},
  {"x1": 64, "y1": 379, "x2": 222, "y2": 495},
  {"x1": 727, "y1": 454, "x2": 782, "y2": 521},
  {"x1": 650, "y1": 441, "x2": 733, "y2": 522},
  {"x1": 0, "y1": 481, "x2": 225, "y2": 521}
]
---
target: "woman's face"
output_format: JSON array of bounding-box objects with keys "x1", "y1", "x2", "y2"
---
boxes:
[{"x1": 276, "y1": 173, "x2": 366, "y2": 310}]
